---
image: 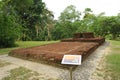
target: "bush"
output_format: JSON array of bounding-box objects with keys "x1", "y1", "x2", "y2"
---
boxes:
[{"x1": 0, "y1": 14, "x2": 22, "y2": 48}]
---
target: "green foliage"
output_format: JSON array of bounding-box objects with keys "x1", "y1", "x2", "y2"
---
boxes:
[
  {"x1": 1, "y1": 0, "x2": 120, "y2": 46},
  {"x1": 2, "y1": 67, "x2": 39, "y2": 80},
  {"x1": 52, "y1": 5, "x2": 81, "y2": 40},
  {"x1": 83, "y1": 8, "x2": 93, "y2": 18},
  {"x1": 0, "y1": 14, "x2": 22, "y2": 48},
  {"x1": 9, "y1": 0, "x2": 46, "y2": 41},
  {"x1": 1, "y1": 0, "x2": 54, "y2": 41},
  {"x1": 52, "y1": 6, "x2": 120, "y2": 40},
  {"x1": 92, "y1": 16, "x2": 120, "y2": 39},
  {"x1": 105, "y1": 40, "x2": 120, "y2": 80},
  {"x1": 77, "y1": 14, "x2": 96, "y2": 32},
  {"x1": 52, "y1": 21, "x2": 80, "y2": 40},
  {"x1": 59, "y1": 5, "x2": 81, "y2": 22},
  {"x1": 77, "y1": 10, "x2": 120, "y2": 40},
  {"x1": 51, "y1": 22, "x2": 63, "y2": 40}
]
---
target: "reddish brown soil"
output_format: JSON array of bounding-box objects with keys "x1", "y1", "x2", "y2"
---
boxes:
[{"x1": 9, "y1": 42, "x2": 99, "y2": 64}]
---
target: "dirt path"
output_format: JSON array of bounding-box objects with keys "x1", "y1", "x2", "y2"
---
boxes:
[
  {"x1": 0, "y1": 65, "x2": 19, "y2": 80},
  {"x1": 0, "y1": 55, "x2": 68, "y2": 80},
  {"x1": 90, "y1": 42, "x2": 111, "y2": 80},
  {"x1": 73, "y1": 41, "x2": 110, "y2": 80},
  {"x1": 0, "y1": 42, "x2": 109, "y2": 80}
]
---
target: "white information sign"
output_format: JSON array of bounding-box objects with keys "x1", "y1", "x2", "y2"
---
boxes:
[{"x1": 61, "y1": 55, "x2": 82, "y2": 65}]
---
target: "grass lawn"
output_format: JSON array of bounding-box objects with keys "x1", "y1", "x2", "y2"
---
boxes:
[
  {"x1": 0, "y1": 41, "x2": 59, "y2": 55},
  {"x1": 105, "y1": 40, "x2": 120, "y2": 80},
  {"x1": 2, "y1": 67, "x2": 39, "y2": 80},
  {"x1": 2, "y1": 67, "x2": 60, "y2": 80}
]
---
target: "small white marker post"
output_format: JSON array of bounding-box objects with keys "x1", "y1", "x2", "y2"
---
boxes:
[{"x1": 61, "y1": 55, "x2": 82, "y2": 80}]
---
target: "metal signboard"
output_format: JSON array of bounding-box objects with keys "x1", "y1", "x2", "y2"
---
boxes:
[{"x1": 61, "y1": 55, "x2": 82, "y2": 65}]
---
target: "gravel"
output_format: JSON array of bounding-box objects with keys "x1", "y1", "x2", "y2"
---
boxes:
[{"x1": 60, "y1": 41, "x2": 109, "y2": 80}]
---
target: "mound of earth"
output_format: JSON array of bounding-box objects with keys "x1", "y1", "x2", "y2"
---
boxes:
[{"x1": 9, "y1": 42, "x2": 99, "y2": 66}]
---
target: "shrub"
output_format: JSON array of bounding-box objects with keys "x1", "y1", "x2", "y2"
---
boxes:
[{"x1": 0, "y1": 14, "x2": 22, "y2": 48}]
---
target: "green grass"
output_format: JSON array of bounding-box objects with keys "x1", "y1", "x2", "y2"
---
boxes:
[
  {"x1": 109, "y1": 40, "x2": 120, "y2": 46},
  {"x1": 0, "y1": 41, "x2": 59, "y2": 55},
  {"x1": 16, "y1": 41, "x2": 59, "y2": 48},
  {"x1": 106, "y1": 40, "x2": 120, "y2": 80},
  {"x1": 2, "y1": 67, "x2": 60, "y2": 80},
  {"x1": 2, "y1": 67, "x2": 39, "y2": 80},
  {"x1": 0, "y1": 59, "x2": 11, "y2": 67},
  {"x1": 107, "y1": 54, "x2": 120, "y2": 71}
]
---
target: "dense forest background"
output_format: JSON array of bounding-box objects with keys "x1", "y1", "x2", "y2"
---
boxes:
[{"x1": 0, "y1": 0, "x2": 120, "y2": 48}]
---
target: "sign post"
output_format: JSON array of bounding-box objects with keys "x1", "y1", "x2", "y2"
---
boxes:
[
  {"x1": 70, "y1": 66, "x2": 73, "y2": 80},
  {"x1": 61, "y1": 55, "x2": 82, "y2": 80}
]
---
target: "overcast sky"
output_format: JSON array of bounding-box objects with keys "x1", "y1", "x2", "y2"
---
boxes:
[{"x1": 43, "y1": 0, "x2": 120, "y2": 19}]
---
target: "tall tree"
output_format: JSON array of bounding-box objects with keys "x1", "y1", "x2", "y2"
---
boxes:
[
  {"x1": 59, "y1": 5, "x2": 81, "y2": 22},
  {"x1": 0, "y1": 1, "x2": 22, "y2": 47},
  {"x1": 35, "y1": 9, "x2": 54, "y2": 41},
  {"x1": 77, "y1": 8, "x2": 96, "y2": 32},
  {"x1": 2, "y1": 0, "x2": 54, "y2": 41},
  {"x1": 53, "y1": 5, "x2": 81, "y2": 39}
]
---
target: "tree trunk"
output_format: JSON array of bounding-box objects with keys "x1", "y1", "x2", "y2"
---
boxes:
[{"x1": 35, "y1": 24, "x2": 39, "y2": 38}]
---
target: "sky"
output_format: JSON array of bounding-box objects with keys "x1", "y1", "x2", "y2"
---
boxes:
[{"x1": 43, "y1": 0, "x2": 120, "y2": 19}]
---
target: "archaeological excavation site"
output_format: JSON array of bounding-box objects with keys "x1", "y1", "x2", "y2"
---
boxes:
[{"x1": 9, "y1": 32, "x2": 105, "y2": 68}]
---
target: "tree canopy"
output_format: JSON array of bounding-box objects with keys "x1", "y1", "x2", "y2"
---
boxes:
[
  {"x1": 0, "y1": 0, "x2": 54, "y2": 47},
  {"x1": 0, "y1": 2, "x2": 120, "y2": 48}
]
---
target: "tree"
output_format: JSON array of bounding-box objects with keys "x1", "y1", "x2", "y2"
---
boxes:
[
  {"x1": 91, "y1": 14, "x2": 120, "y2": 39},
  {"x1": 52, "y1": 5, "x2": 81, "y2": 39},
  {"x1": 83, "y1": 8, "x2": 93, "y2": 18},
  {"x1": 77, "y1": 8, "x2": 96, "y2": 32},
  {"x1": 1, "y1": 0, "x2": 35, "y2": 41},
  {"x1": 0, "y1": 14, "x2": 22, "y2": 48},
  {"x1": 0, "y1": 0, "x2": 22, "y2": 48},
  {"x1": 59, "y1": 5, "x2": 81, "y2": 22},
  {"x1": 11, "y1": 0, "x2": 46, "y2": 40},
  {"x1": 35, "y1": 9, "x2": 54, "y2": 41},
  {"x1": 2, "y1": 0, "x2": 54, "y2": 41},
  {"x1": 109, "y1": 16, "x2": 120, "y2": 39}
]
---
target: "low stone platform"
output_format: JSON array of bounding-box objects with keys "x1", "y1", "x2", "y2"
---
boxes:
[
  {"x1": 61, "y1": 37, "x2": 105, "y2": 45},
  {"x1": 61, "y1": 32, "x2": 105, "y2": 45}
]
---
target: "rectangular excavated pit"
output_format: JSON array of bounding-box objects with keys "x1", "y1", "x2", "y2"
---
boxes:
[
  {"x1": 9, "y1": 32, "x2": 105, "y2": 68},
  {"x1": 9, "y1": 42, "x2": 99, "y2": 67}
]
